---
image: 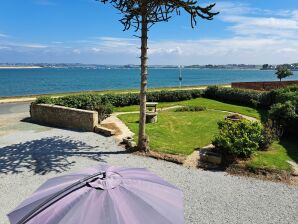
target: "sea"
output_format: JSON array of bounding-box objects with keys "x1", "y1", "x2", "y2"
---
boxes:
[{"x1": 1, "y1": 67, "x2": 298, "y2": 97}]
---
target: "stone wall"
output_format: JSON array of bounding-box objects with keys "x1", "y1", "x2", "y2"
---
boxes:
[
  {"x1": 231, "y1": 80, "x2": 298, "y2": 91},
  {"x1": 30, "y1": 104, "x2": 98, "y2": 131}
]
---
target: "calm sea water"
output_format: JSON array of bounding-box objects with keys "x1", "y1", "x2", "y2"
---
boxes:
[{"x1": 1, "y1": 68, "x2": 298, "y2": 97}]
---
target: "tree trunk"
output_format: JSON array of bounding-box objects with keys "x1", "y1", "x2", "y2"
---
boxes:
[{"x1": 138, "y1": 0, "x2": 149, "y2": 152}]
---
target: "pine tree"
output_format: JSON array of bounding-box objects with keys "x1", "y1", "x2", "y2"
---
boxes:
[
  {"x1": 97, "y1": 0, "x2": 218, "y2": 151},
  {"x1": 276, "y1": 67, "x2": 293, "y2": 81}
]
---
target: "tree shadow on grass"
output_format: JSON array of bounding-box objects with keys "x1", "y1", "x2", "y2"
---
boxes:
[
  {"x1": 0, "y1": 137, "x2": 127, "y2": 175},
  {"x1": 280, "y1": 137, "x2": 298, "y2": 163}
]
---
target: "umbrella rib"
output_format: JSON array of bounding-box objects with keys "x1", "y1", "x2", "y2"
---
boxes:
[
  {"x1": 17, "y1": 171, "x2": 105, "y2": 224},
  {"x1": 119, "y1": 186, "x2": 175, "y2": 224}
]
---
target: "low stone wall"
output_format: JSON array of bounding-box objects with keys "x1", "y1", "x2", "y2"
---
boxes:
[
  {"x1": 231, "y1": 80, "x2": 298, "y2": 91},
  {"x1": 30, "y1": 104, "x2": 98, "y2": 131}
]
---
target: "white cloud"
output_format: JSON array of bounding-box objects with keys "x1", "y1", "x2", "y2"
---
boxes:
[
  {"x1": 91, "y1": 47, "x2": 101, "y2": 52},
  {"x1": 72, "y1": 49, "x2": 81, "y2": 54},
  {"x1": 1, "y1": 34, "x2": 298, "y2": 64},
  {"x1": 215, "y1": 2, "x2": 252, "y2": 15},
  {"x1": 217, "y1": 1, "x2": 298, "y2": 39},
  {"x1": 1, "y1": 1, "x2": 298, "y2": 65},
  {"x1": 22, "y1": 44, "x2": 48, "y2": 48},
  {"x1": 52, "y1": 41, "x2": 64, "y2": 44}
]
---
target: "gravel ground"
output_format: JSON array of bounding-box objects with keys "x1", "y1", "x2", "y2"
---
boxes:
[{"x1": 0, "y1": 113, "x2": 297, "y2": 224}]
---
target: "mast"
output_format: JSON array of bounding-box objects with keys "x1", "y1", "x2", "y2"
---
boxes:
[{"x1": 179, "y1": 65, "x2": 183, "y2": 88}]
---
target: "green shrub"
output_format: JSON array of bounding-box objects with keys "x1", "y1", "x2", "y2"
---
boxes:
[
  {"x1": 34, "y1": 96, "x2": 58, "y2": 104},
  {"x1": 89, "y1": 103, "x2": 113, "y2": 121},
  {"x1": 267, "y1": 86, "x2": 298, "y2": 137},
  {"x1": 204, "y1": 86, "x2": 272, "y2": 108},
  {"x1": 147, "y1": 89, "x2": 203, "y2": 102},
  {"x1": 212, "y1": 119, "x2": 264, "y2": 159},
  {"x1": 35, "y1": 89, "x2": 204, "y2": 108},
  {"x1": 259, "y1": 120, "x2": 278, "y2": 150},
  {"x1": 175, "y1": 105, "x2": 206, "y2": 112},
  {"x1": 268, "y1": 101, "x2": 297, "y2": 137},
  {"x1": 270, "y1": 85, "x2": 298, "y2": 104}
]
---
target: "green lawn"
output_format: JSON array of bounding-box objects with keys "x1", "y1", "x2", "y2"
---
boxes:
[
  {"x1": 115, "y1": 97, "x2": 262, "y2": 119},
  {"x1": 118, "y1": 110, "x2": 227, "y2": 155},
  {"x1": 118, "y1": 101, "x2": 297, "y2": 173},
  {"x1": 247, "y1": 139, "x2": 298, "y2": 171}
]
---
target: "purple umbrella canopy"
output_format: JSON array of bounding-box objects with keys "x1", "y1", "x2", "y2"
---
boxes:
[{"x1": 8, "y1": 164, "x2": 184, "y2": 224}]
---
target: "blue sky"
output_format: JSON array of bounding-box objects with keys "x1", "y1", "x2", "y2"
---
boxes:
[{"x1": 0, "y1": 0, "x2": 298, "y2": 65}]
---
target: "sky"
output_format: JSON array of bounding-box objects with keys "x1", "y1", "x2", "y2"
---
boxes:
[{"x1": 0, "y1": 0, "x2": 298, "y2": 65}]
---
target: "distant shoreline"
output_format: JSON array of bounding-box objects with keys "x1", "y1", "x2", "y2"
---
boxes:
[{"x1": 0, "y1": 66, "x2": 43, "y2": 69}]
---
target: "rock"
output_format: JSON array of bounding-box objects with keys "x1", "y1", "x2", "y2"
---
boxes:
[
  {"x1": 200, "y1": 148, "x2": 222, "y2": 165},
  {"x1": 287, "y1": 161, "x2": 298, "y2": 176}
]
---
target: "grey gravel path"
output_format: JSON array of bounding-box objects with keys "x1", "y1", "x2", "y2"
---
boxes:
[
  {"x1": 0, "y1": 113, "x2": 297, "y2": 224},
  {"x1": 0, "y1": 102, "x2": 30, "y2": 114}
]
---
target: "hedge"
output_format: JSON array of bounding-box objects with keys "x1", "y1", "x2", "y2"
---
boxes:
[
  {"x1": 204, "y1": 86, "x2": 273, "y2": 108},
  {"x1": 268, "y1": 86, "x2": 298, "y2": 137},
  {"x1": 35, "y1": 89, "x2": 205, "y2": 108},
  {"x1": 270, "y1": 85, "x2": 298, "y2": 105},
  {"x1": 34, "y1": 85, "x2": 298, "y2": 111}
]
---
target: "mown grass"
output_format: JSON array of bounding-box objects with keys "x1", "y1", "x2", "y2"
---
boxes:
[
  {"x1": 115, "y1": 97, "x2": 261, "y2": 119},
  {"x1": 118, "y1": 110, "x2": 227, "y2": 155},
  {"x1": 247, "y1": 139, "x2": 298, "y2": 171},
  {"x1": 118, "y1": 99, "x2": 297, "y2": 172}
]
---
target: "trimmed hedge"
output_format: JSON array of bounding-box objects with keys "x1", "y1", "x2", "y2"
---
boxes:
[
  {"x1": 35, "y1": 89, "x2": 205, "y2": 108},
  {"x1": 270, "y1": 85, "x2": 298, "y2": 104},
  {"x1": 267, "y1": 86, "x2": 298, "y2": 137},
  {"x1": 204, "y1": 86, "x2": 272, "y2": 108},
  {"x1": 34, "y1": 85, "x2": 298, "y2": 112}
]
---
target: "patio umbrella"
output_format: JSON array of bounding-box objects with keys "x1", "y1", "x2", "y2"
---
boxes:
[{"x1": 7, "y1": 164, "x2": 184, "y2": 224}]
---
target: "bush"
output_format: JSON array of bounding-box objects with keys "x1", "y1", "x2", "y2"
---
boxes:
[
  {"x1": 212, "y1": 119, "x2": 264, "y2": 159},
  {"x1": 35, "y1": 94, "x2": 113, "y2": 121},
  {"x1": 175, "y1": 105, "x2": 206, "y2": 112},
  {"x1": 34, "y1": 89, "x2": 205, "y2": 108},
  {"x1": 266, "y1": 86, "x2": 298, "y2": 137},
  {"x1": 89, "y1": 103, "x2": 113, "y2": 121},
  {"x1": 35, "y1": 96, "x2": 58, "y2": 104},
  {"x1": 259, "y1": 120, "x2": 278, "y2": 150},
  {"x1": 34, "y1": 89, "x2": 205, "y2": 121},
  {"x1": 268, "y1": 101, "x2": 297, "y2": 137},
  {"x1": 270, "y1": 85, "x2": 298, "y2": 104},
  {"x1": 269, "y1": 101, "x2": 297, "y2": 126},
  {"x1": 204, "y1": 86, "x2": 272, "y2": 108}
]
